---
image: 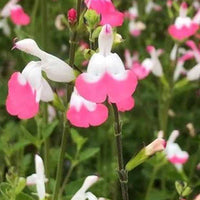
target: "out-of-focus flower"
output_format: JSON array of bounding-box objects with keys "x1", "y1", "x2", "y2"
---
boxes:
[
  {"x1": 145, "y1": 138, "x2": 166, "y2": 156},
  {"x1": 145, "y1": 0, "x2": 162, "y2": 14},
  {"x1": 84, "y1": 0, "x2": 124, "y2": 27},
  {"x1": 27, "y1": 155, "x2": 47, "y2": 200},
  {"x1": 167, "y1": 0, "x2": 172, "y2": 8},
  {"x1": 165, "y1": 130, "x2": 189, "y2": 171},
  {"x1": 6, "y1": 39, "x2": 75, "y2": 119},
  {"x1": 68, "y1": 8, "x2": 77, "y2": 24},
  {"x1": 194, "y1": 194, "x2": 200, "y2": 200},
  {"x1": 55, "y1": 14, "x2": 66, "y2": 30},
  {"x1": 0, "y1": 18, "x2": 10, "y2": 36},
  {"x1": 75, "y1": 24, "x2": 137, "y2": 111},
  {"x1": 126, "y1": 1, "x2": 138, "y2": 20},
  {"x1": 146, "y1": 45, "x2": 163, "y2": 77},
  {"x1": 193, "y1": 1, "x2": 200, "y2": 10},
  {"x1": 71, "y1": 175, "x2": 105, "y2": 200},
  {"x1": 129, "y1": 20, "x2": 146, "y2": 37},
  {"x1": 1, "y1": 0, "x2": 30, "y2": 26},
  {"x1": 186, "y1": 123, "x2": 196, "y2": 137},
  {"x1": 66, "y1": 88, "x2": 108, "y2": 128},
  {"x1": 168, "y1": 109, "x2": 176, "y2": 117},
  {"x1": 168, "y1": 2, "x2": 200, "y2": 41}
]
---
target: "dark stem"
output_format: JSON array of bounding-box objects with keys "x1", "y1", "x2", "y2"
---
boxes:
[{"x1": 111, "y1": 103, "x2": 129, "y2": 200}]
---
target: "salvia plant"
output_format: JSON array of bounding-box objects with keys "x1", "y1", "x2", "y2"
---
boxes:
[{"x1": 1, "y1": 0, "x2": 200, "y2": 200}]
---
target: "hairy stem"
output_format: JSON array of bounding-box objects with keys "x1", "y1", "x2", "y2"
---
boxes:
[{"x1": 111, "y1": 103, "x2": 129, "y2": 200}]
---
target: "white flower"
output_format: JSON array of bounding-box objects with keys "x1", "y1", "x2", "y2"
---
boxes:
[
  {"x1": 71, "y1": 176, "x2": 105, "y2": 200},
  {"x1": 27, "y1": 155, "x2": 47, "y2": 200}
]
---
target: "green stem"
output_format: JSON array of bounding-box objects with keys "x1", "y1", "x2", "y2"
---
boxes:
[
  {"x1": 31, "y1": 0, "x2": 39, "y2": 37},
  {"x1": 111, "y1": 104, "x2": 129, "y2": 200},
  {"x1": 52, "y1": 1, "x2": 82, "y2": 199}
]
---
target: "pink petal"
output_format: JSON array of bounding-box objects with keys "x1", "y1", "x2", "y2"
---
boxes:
[
  {"x1": 6, "y1": 72, "x2": 39, "y2": 119},
  {"x1": 168, "y1": 23, "x2": 199, "y2": 40},
  {"x1": 132, "y1": 62, "x2": 150, "y2": 80},
  {"x1": 107, "y1": 71, "x2": 138, "y2": 103},
  {"x1": 100, "y1": 10, "x2": 124, "y2": 27},
  {"x1": 66, "y1": 104, "x2": 108, "y2": 128},
  {"x1": 75, "y1": 73, "x2": 107, "y2": 103},
  {"x1": 116, "y1": 96, "x2": 135, "y2": 112},
  {"x1": 10, "y1": 6, "x2": 30, "y2": 26},
  {"x1": 130, "y1": 30, "x2": 141, "y2": 37},
  {"x1": 75, "y1": 71, "x2": 138, "y2": 104},
  {"x1": 168, "y1": 156, "x2": 188, "y2": 164}
]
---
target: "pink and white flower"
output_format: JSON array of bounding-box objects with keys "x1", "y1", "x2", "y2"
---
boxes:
[
  {"x1": 84, "y1": 0, "x2": 124, "y2": 27},
  {"x1": 168, "y1": 2, "x2": 199, "y2": 41},
  {"x1": 66, "y1": 88, "x2": 108, "y2": 128},
  {"x1": 126, "y1": 1, "x2": 138, "y2": 20},
  {"x1": 71, "y1": 175, "x2": 105, "y2": 200},
  {"x1": 75, "y1": 24, "x2": 138, "y2": 107},
  {"x1": 26, "y1": 155, "x2": 48, "y2": 200},
  {"x1": 165, "y1": 130, "x2": 189, "y2": 170},
  {"x1": 128, "y1": 20, "x2": 146, "y2": 37},
  {"x1": 145, "y1": 0, "x2": 162, "y2": 14},
  {"x1": 1, "y1": 0, "x2": 30, "y2": 26},
  {"x1": 6, "y1": 39, "x2": 75, "y2": 119}
]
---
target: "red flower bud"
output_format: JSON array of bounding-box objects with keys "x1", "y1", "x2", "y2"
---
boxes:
[{"x1": 68, "y1": 8, "x2": 77, "y2": 24}]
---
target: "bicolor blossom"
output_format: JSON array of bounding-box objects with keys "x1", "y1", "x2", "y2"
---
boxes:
[
  {"x1": 145, "y1": 0, "x2": 162, "y2": 14},
  {"x1": 125, "y1": 1, "x2": 138, "y2": 20},
  {"x1": 1, "y1": 0, "x2": 30, "y2": 26},
  {"x1": 84, "y1": 0, "x2": 124, "y2": 27},
  {"x1": 66, "y1": 88, "x2": 108, "y2": 128},
  {"x1": 165, "y1": 130, "x2": 189, "y2": 171},
  {"x1": 75, "y1": 24, "x2": 138, "y2": 111},
  {"x1": 128, "y1": 20, "x2": 146, "y2": 37},
  {"x1": 168, "y1": 2, "x2": 200, "y2": 41},
  {"x1": 6, "y1": 39, "x2": 75, "y2": 119},
  {"x1": 125, "y1": 49, "x2": 152, "y2": 80},
  {"x1": 26, "y1": 155, "x2": 47, "y2": 200},
  {"x1": 71, "y1": 175, "x2": 105, "y2": 200}
]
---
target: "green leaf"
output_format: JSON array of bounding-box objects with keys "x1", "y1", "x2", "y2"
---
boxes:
[
  {"x1": 71, "y1": 129, "x2": 87, "y2": 151},
  {"x1": 53, "y1": 94, "x2": 65, "y2": 112},
  {"x1": 16, "y1": 192, "x2": 35, "y2": 200},
  {"x1": 126, "y1": 148, "x2": 148, "y2": 171},
  {"x1": 174, "y1": 78, "x2": 189, "y2": 90},
  {"x1": 79, "y1": 147, "x2": 100, "y2": 163}
]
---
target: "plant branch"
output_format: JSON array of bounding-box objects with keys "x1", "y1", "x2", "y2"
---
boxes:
[{"x1": 111, "y1": 103, "x2": 129, "y2": 200}]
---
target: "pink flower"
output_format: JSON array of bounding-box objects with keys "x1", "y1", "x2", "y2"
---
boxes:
[
  {"x1": 126, "y1": 1, "x2": 138, "y2": 20},
  {"x1": 75, "y1": 24, "x2": 137, "y2": 109},
  {"x1": 165, "y1": 130, "x2": 189, "y2": 170},
  {"x1": 66, "y1": 88, "x2": 108, "y2": 128},
  {"x1": 68, "y1": 8, "x2": 77, "y2": 24},
  {"x1": 129, "y1": 20, "x2": 146, "y2": 37},
  {"x1": 168, "y1": 2, "x2": 199, "y2": 41},
  {"x1": 85, "y1": 0, "x2": 124, "y2": 27},
  {"x1": 6, "y1": 39, "x2": 75, "y2": 119},
  {"x1": 145, "y1": 0, "x2": 162, "y2": 14},
  {"x1": 115, "y1": 96, "x2": 135, "y2": 112},
  {"x1": 1, "y1": 0, "x2": 30, "y2": 26}
]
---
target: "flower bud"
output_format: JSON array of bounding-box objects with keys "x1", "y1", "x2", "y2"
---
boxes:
[
  {"x1": 68, "y1": 8, "x2": 77, "y2": 24},
  {"x1": 84, "y1": 9, "x2": 100, "y2": 29},
  {"x1": 145, "y1": 138, "x2": 166, "y2": 156}
]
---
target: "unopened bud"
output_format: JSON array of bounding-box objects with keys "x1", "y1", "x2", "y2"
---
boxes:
[
  {"x1": 68, "y1": 8, "x2": 77, "y2": 24},
  {"x1": 55, "y1": 14, "x2": 66, "y2": 30},
  {"x1": 168, "y1": 109, "x2": 176, "y2": 117},
  {"x1": 145, "y1": 138, "x2": 166, "y2": 156},
  {"x1": 84, "y1": 10, "x2": 100, "y2": 29}
]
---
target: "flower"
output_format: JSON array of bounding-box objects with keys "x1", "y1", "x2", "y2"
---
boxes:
[
  {"x1": 165, "y1": 130, "x2": 189, "y2": 170},
  {"x1": 71, "y1": 175, "x2": 105, "y2": 200},
  {"x1": 145, "y1": 138, "x2": 166, "y2": 156},
  {"x1": 26, "y1": 155, "x2": 47, "y2": 200},
  {"x1": 75, "y1": 24, "x2": 138, "y2": 107},
  {"x1": 84, "y1": 0, "x2": 124, "y2": 27},
  {"x1": 168, "y1": 2, "x2": 199, "y2": 41},
  {"x1": 146, "y1": 45, "x2": 163, "y2": 77},
  {"x1": 1, "y1": 0, "x2": 30, "y2": 26},
  {"x1": 145, "y1": 0, "x2": 162, "y2": 14},
  {"x1": 128, "y1": 20, "x2": 146, "y2": 37},
  {"x1": 6, "y1": 39, "x2": 75, "y2": 119},
  {"x1": 66, "y1": 88, "x2": 108, "y2": 128}
]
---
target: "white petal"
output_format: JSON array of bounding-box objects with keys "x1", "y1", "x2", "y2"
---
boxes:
[
  {"x1": 98, "y1": 24, "x2": 114, "y2": 56},
  {"x1": 124, "y1": 49, "x2": 132, "y2": 69},
  {"x1": 40, "y1": 78, "x2": 54, "y2": 102},
  {"x1": 26, "y1": 174, "x2": 38, "y2": 185},
  {"x1": 142, "y1": 58, "x2": 153, "y2": 71},
  {"x1": 0, "y1": 19, "x2": 11, "y2": 36},
  {"x1": 15, "y1": 39, "x2": 44, "y2": 58},
  {"x1": 85, "y1": 192, "x2": 98, "y2": 200},
  {"x1": 173, "y1": 61, "x2": 186, "y2": 81},
  {"x1": 36, "y1": 180, "x2": 46, "y2": 200},
  {"x1": 170, "y1": 44, "x2": 178, "y2": 61},
  {"x1": 193, "y1": 9, "x2": 200, "y2": 24},
  {"x1": 35, "y1": 155, "x2": 45, "y2": 181},
  {"x1": 41, "y1": 54, "x2": 75, "y2": 82},
  {"x1": 168, "y1": 130, "x2": 179, "y2": 144},
  {"x1": 81, "y1": 176, "x2": 99, "y2": 192},
  {"x1": 1, "y1": 0, "x2": 18, "y2": 17},
  {"x1": 87, "y1": 53, "x2": 106, "y2": 77},
  {"x1": 22, "y1": 61, "x2": 42, "y2": 90},
  {"x1": 187, "y1": 63, "x2": 200, "y2": 81}
]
